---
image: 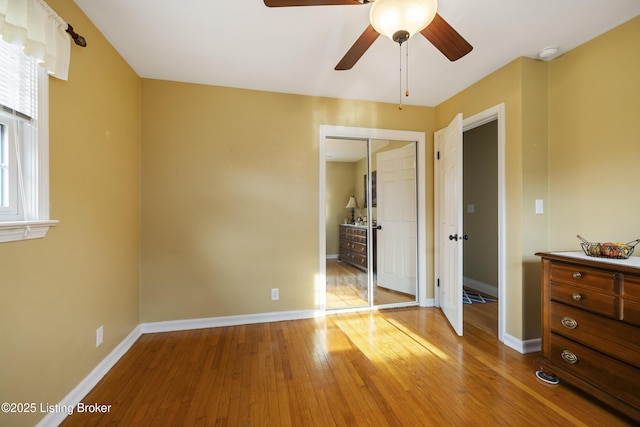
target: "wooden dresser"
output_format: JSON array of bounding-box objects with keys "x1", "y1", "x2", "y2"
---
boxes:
[
  {"x1": 339, "y1": 225, "x2": 370, "y2": 271},
  {"x1": 536, "y1": 252, "x2": 640, "y2": 421}
]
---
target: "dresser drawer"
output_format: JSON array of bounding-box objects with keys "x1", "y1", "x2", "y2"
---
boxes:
[
  {"x1": 344, "y1": 231, "x2": 366, "y2": 243},
  {"x1": 623, "y1": 273, "x2": 640, "y2": 326},
  {"x1": 623, "y1": 273, "x2": 640, "y2": 299},
  {"x1": 347, "y1": 252, "x2": 367, "y2": 268},
  {"x1": 550, "y1": 302, "x2": 640, "y2": 366},
  {"x1": 550, "y1": 283, "x2": 621, "y2": 319},
  {"x1": 624, "y1": 299, "x2": 640, "y2": 327},
  {"x1": 549, "y1": 262, "x2": 618, "y2": 292},
  {"x1": 351, "y1": 242, "x2": 366, "y2": 255},
  {"x1": 340, "y1": 240, "x2": 365, "y2": 252},
  {"x1": 550, "y1": 334, "x2": 640, "y2": 409},
  {"x1": 352, "y1": 228, "x2": 366, "y2": 237}
]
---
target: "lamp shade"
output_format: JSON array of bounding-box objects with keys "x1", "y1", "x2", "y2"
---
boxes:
[
  {"x1": 369, "y1": 0, "x2": 437, "y2": 41},
  {"x1": 345, "y1": 196, "x2": 359, "y2": 209}
]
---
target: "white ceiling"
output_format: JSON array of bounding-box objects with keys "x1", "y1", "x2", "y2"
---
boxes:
[
  {"x1": 326, "y1": 138, "x2": 368, "y2": 162},
  {"x1": 72, "y1": 0, "x2": 640, "y2": 107}
]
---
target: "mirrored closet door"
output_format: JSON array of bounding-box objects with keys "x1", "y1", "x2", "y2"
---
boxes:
[{"x1": 325, "y1": 138, "x2": 418, "y2": 309}]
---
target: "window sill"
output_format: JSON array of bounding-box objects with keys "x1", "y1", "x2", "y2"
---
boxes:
[{"x1": 0, "y1": 220, "x2": 59, "y2": 243}]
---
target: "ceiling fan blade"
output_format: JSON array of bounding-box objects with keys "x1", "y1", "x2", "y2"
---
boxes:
[
  {"x1": 335, "y1": 25, "x2": 379, "y2": 70},
  {"x1": 264, "y1": 0, "x2": 360, "y2": 6},
  {"x1": 420, "y1": 13, "x2": 473, "y2": 61}
]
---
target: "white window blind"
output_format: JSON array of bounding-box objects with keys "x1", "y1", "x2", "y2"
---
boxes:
[{"x1": 0, "y1": 39, "x2": 37, "y2": 120}]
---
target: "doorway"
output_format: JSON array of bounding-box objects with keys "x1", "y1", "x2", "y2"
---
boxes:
[
  {"x1": 319, "y1": 126, "x2": 427, "y2": 311},
  {"x1": 462, "y1": 120, "x2": 499, "y2": 337},
  {"x1": 434, "y1": 104, "x2": 506, "y2": 341}
]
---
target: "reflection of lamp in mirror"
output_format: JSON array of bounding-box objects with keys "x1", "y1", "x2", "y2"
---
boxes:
[{"x1": 345, "y1": 196, "x2": 359, "y2": 224}]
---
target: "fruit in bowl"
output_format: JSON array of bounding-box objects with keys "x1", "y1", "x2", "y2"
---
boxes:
[
  {"x1": 578, "y1": 235, "x2": 640, "y2": 259},
  {"x1": 600, "y1": 242, "x2": 630, "y2": 258},
  {"x1": 588, "y1": 243, "x2": 601, "y2": 256}
]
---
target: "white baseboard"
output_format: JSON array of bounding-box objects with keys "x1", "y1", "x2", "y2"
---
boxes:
[
  {"x1": 36, "y1": 326, "x2": 143, "y2": 427},
  {"x1": 422, "y1": 298, "x2": 436, "y2": 307},
  {"x1": 463, "y1": 277, "x2": 498, "y2": 298},
  {"x1": 503, "y1": 334, "x2": 541, "y2": 354},
  {"x1": 326, "y1": 254, "x2": 339, "y2": 260},
  {"x1": 140, "y1": 309, "x2": 322, "y2": 334},
  {"x1": 522, "y1": 337, "x2": 542, "y2": 353}
]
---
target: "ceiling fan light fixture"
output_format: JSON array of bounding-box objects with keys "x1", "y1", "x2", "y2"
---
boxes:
[{"x1": 369, "y1": 0, "x2": 437, "y2": 43}]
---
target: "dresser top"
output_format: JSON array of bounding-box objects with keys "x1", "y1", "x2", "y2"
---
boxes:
[
  {"x1": 536, "y1": 251, "x2": 640, "y2": 272},
  {"x1": 340, "y1": 224, "x2": 368, "y2": 230}
]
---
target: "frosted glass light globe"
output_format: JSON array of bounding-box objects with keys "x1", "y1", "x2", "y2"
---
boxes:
[{"x1": 370, "y1": 0, "x2": 437, "y2": 42}]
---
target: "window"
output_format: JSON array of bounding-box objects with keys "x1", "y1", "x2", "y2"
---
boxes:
[{"x1": 0, "y1": 37, "x2": 57, "y2": 242}]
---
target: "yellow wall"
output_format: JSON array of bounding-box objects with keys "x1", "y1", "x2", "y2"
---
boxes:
[
  {"x1": 140, "y1": 79, "x2": 434, "y2": 322},
  {"x1": 326, "y1": 161, "x2": 357, "y2": 255},
  {"x1": 548, "y1": 16, "x2": 640, "y2": 248},
  {"x1": 521, "y1": 59, "x2": 549, "y2": 339},
  {"x1": 0, "y1": 1, "x2": 141, "y2": 426}
]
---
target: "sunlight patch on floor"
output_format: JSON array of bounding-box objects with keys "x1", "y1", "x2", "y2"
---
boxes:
[{"x1": 331, "y1": 312, "x2": 449, "y2": 363}]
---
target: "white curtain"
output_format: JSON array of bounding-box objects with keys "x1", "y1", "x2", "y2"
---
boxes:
[{"x1": 0, "y1": 0, "x2": 70, "y2": 80}]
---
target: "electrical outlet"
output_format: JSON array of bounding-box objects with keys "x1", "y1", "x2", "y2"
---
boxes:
[
  {"x1": 271, "y1": 288, "x2": 279, "y2": 301},
  {"x1": 96, "y1": 326, "x2": 103, "y2": 347}
]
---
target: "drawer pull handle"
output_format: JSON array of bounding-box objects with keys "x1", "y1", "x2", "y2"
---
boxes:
[
  {"x1": 561, "y1": 350, "x2": 578, "y2": 364},
  {"x1": 572, "y1": 293, "x2": 582, "y2": 301},
  {"x1": 572, "y1": 272, "x2": 582, "y2": 279},
  {"x1": 561, "y1": 316, "x2": 578, "y2": 329}
]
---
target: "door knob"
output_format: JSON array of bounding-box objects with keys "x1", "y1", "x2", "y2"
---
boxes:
[
  {"x1": 375, "y1": 225, "x2": 382, "y2": 230},
  {"x1": 449, "y1": 234, "x2": 458, "y2": 241},
  {"x1": 462, "y1": 234, "x2": 469, "y2": 241}
]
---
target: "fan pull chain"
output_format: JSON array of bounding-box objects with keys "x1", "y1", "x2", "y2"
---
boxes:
[
  {"x1": 398, "y1": 41, "x2": 410, "y2": 111},
  {"x1": 406, "y1": 41, "x2": 410, "y2": 98},
  {"x1": 398, "y1": 42, "x2": 403, "y2": 110}
]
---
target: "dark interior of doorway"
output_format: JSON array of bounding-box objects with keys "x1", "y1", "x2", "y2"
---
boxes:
[{"x1": 462, "y1": 120, "x2": 498, "y2": 338}]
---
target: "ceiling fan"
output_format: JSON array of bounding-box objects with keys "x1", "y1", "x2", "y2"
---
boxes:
[{"x1": 263, "y1": 0, "x2": 473, "y2": 70}]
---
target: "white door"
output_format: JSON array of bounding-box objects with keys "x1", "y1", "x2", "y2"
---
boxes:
[
  {"x1": 436, "y1": 114, "x2": 463, "y2": 336},
  {"x1": 376, "y1": 143, "x2": 417, "y2": 295}
]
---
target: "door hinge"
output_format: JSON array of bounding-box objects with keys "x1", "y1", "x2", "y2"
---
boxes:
[
  {"x1": 437, "y1": 278, "x2": 440, "y2": 287},
  {"x1": 437, "y1": 151, "x2": 440, "y2": 160}
]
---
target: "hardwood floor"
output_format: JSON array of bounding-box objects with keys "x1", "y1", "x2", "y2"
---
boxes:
[{"x1": 61, "y1": 308, "x2": 634, "y2": 426}]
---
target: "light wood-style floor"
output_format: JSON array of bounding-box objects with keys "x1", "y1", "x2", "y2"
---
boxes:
[{"x1": 61, "y1": 307, "x2": 634, "y2": 426}]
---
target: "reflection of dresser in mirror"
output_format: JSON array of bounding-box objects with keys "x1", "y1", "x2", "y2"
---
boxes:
[{"x1": 338, "y1": 224, "x2": 376, "y2": 273}]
